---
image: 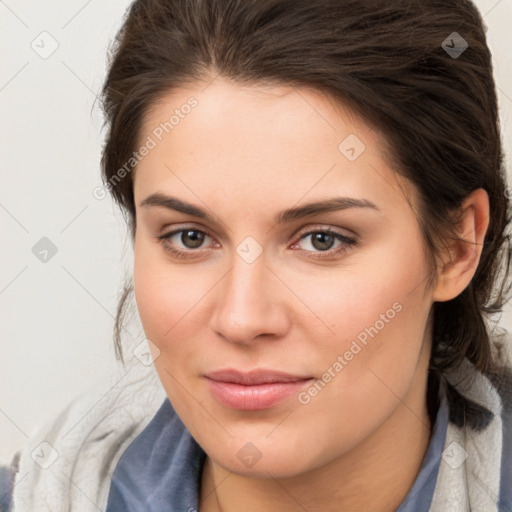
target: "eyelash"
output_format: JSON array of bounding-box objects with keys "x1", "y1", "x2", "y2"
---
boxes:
[{"x1": 157, "y1": 226, "x2": 358, "y2": 260}]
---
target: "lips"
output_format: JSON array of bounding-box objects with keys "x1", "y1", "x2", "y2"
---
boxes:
[
  {"x1": 205, "y1": 368, "x2": 311, "y2": 385},
  {"x1": 204, "y1": 369, "x2": 314, "y2": 410}
]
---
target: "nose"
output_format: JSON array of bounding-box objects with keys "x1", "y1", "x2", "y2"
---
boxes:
[{"x1": 209, "y1": 253, "x2": 291, "y2": 345}]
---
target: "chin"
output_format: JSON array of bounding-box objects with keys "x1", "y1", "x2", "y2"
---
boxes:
[{"x1": 207, "y1": 437, "x2": 325, "y2": 479}]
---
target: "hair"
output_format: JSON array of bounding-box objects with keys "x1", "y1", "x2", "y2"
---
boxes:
[{"x1": 100, "y1": 0, "x2": 511, "y2": 379}]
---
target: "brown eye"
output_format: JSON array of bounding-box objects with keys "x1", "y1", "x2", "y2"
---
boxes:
[
  {"x1": 310, "y1": 232, "x2": 336, "y2": 251},
  {"x1": 296, "y1": 230, "x2": 356, "y2": 253},
  {"x1": 158, "y1": 228, "x2": 213, "y2": 254},
  {"x1": 180, "y1": 230, "x2": 206, "y2": 248},
  {"x1": 289, "y1": 228, "x2": 359, "y2": 261}
]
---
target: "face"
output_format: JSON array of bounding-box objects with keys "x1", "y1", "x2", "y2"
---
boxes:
[{"x1": 132, "y1": 77, "x2": 435, "y2": 478}]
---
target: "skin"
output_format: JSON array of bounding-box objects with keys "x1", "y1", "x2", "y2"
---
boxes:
[{"x1": 132, "y1": 76, "x2": 489, "y2": 511}]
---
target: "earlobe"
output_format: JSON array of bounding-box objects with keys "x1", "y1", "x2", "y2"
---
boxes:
[{"x1": 432, "y1": 188, "x2": 490, "y2": 303}]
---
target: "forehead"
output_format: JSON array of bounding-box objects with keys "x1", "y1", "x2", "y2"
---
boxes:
[
  {"x1": 139, "y1": 77, "x2": 381, "y2": 155},
  {"x1": 133, "y1": 77, "x2": 414, "y2": 216}
]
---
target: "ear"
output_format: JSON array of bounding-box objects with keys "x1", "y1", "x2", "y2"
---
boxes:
[{"x1": 432, "y1": 188, "x2": 490, "y2": 302}]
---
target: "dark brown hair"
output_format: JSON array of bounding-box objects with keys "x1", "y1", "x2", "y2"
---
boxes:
[{"x1": 100, "y1": 0, "x2": 511, "y2": 377}]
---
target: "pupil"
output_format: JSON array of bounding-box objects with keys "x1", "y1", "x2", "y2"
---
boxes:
[
  {"x1": 182, "y1": 230, "x2": 204, "y2": 248},
  {"x1": 312, "y1": 233, "x2": 334, "y2": 251}
]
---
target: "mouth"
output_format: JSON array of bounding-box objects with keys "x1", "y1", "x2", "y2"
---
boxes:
[{"x1": 204, "y1": 369, "x2": 314, "y2": 410}]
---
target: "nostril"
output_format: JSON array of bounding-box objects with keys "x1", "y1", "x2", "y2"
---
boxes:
[{"x1": 217, "y1": 330, "x2": 278, "y2": 345}]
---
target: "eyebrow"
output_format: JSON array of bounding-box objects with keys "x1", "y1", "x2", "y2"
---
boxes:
[{"x1": 139, "y1": 193, "x2": 379, "y2": 224}]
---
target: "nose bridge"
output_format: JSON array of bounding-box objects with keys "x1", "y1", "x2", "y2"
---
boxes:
[
  {"x1": 210, "y1": 249, "x2": 288, "y2": 343},
  {"x1": 222, "y1": 253, "x2": 269, "y2": 321}
]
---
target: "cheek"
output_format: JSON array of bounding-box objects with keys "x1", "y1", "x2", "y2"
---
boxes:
[
  {"x1": 300, "y1": 280, "x2": 428, "y2": 393},
  {"x1": 295, "y1": 237, "x2": 432, "y2": 393},
  {"x1": 291, "y1": 265, "x2": 431, "y2": 462},
  {"x1": 299, "y1": 243, "x2": 428, "y2": 341},
  {"x1": 133, "y1": 241, "x2": 190, "y2": 347},
  {"x1": 132, "y1": 239, "x2": 217, "y2": 372}
]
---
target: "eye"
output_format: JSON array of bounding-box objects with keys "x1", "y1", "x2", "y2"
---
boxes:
[
  {"x1": 290, "y1": 229, "x2": 357, "y2": 258},
  {"x1": 157, "y1": 228, "x2": 217, "y2": 258},
  {"x1": 173, "y1": 229, "x2": 208, "y2": 249}
]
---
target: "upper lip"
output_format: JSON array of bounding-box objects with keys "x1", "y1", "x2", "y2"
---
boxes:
[{"x1": 204, "y1": 369, "x2": 312, "y2": 385}]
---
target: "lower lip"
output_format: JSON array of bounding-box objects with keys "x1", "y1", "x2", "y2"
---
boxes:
[{"x1": 205, "y1": 378, "x2": 313, "y2": 410}]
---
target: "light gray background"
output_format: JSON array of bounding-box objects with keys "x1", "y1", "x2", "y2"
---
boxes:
[{"x1": 1, "y1": 0, "x2": 511, "y2": 463}]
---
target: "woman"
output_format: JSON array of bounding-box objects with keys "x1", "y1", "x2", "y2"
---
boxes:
[{"x1": 2, "y1": 0, "x2": 511, "y2": 510}]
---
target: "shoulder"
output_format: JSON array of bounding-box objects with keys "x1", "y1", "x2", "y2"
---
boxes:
[
  {"x1": 488, "y1": 328, "x2": 512, "y2": 510},
  {"x1": 441, "y1": 327, "x2": 512, "y2": 510},
  {"x1": 9, "y1": 362, "x2": 167, "y2": 511},
  {"x1": 0, "y1": 452, "x2": 20, "y2": 512},
  {"x1": 444, "y1": 327, "x2": 512, "y2": 429},
  {"x1": 106, "y1": 397, "x2": 205, "y2": 510},
  {"x1": 488, "y1": 327, "x2": 512, "y2": 411}
]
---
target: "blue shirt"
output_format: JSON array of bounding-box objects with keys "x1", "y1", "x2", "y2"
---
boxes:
[{"x1": 105, "y1": 382, "x2": 450, "y2": 512}]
